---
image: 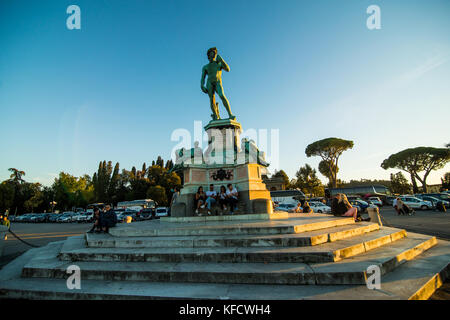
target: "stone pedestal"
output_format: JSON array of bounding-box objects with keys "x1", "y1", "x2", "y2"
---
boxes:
[
  {"x1": 172, "y1": 118, "x2": 272, "y2": 217},
  {"x1": 203, "y1": 119, "x2": 242, "y2": 166},
  {"x1": 174, "y1": 163, "x2": 272, "y2": 217}
]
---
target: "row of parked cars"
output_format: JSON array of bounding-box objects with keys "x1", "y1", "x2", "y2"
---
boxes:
[
  {"x1": 10, "y1": 207, "x2": 171, "y2": 223},
  {"x1": 386, "y1": 192, "x2": 450, "y2": 210}
]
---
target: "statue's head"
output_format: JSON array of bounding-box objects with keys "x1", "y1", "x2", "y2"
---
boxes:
[{"x1": 207, "y1": 47, "x2": 217, "y2": 62}]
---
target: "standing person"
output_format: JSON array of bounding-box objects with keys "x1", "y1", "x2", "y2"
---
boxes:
[
  {"x1": 393, "y1": 197, "x2": 399, "y2": 215},
  {"x1": 226, "y1": 184, "x2": 239, "y2": 215},
  {"x1": 396, "y1": 198, "x2": 406, "y2": 216},
  {"x1": 195, "y1": 186, "x2": 206, "y2": 215},
  {"x1": 169, "y1": 186, "x2": 181, "y2": 216},
  {"x1": 218, "y1": 185, "x2": 228, "y2": 211},
  {"x1": 205, "y1": 184, "x2": 217, "y2": 215},
  {"x1": 87, "y1": 207, "x2": 101, "y2": 233}
]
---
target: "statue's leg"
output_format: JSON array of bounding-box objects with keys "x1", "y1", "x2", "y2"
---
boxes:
[
  {"x1": 207, "y1": 82, "x2": 220, "y2": 120},
  {"x1": 216, "y1": 83, "x2": 235, "y2": 120}
]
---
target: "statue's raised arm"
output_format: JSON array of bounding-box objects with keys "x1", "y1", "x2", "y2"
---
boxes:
[{"x1": 201, "y1": 47, "x2": 235, "y2": 121}]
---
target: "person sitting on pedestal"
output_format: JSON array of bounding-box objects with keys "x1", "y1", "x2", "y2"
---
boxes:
[
  {"x1": 205, "y1": 184, "x2": 217, "y2": 215},
  {"x1": 226, "y1": 183, "x2": 239, "y2": 215},
  {"x1": 218, "y1": 185, "x2": 228, "y2": 212},
  {"x1": 195, "y1": 186, "x2": 207, "y2": 215},
  {"x1": 87, "y1": 207, "x2": 101, "y2": 233}
]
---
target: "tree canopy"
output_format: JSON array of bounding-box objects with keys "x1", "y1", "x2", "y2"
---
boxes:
[
  {"x1": 294, "y1": 164, "x2": 324, "y2": 197},
  {"x1": 381, "y1": 147, "x2": 450, "y2": 193},
  {"x1": 305, "y1": 138, "x2": 354, "y2": 188}
]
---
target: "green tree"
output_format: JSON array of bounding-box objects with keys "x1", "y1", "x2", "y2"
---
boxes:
[
  {"x1": 0, "y1": 181, "x2": 15, "y2": 213},
  {"x1": 441, "y1": 172, "x2": 450, "y2": 191},
  {"x1": 294, "y1": 164, "x2": 324, "y2": 197},
  {"x1": 305, "y1": 138, "x2": 354, "y2": 188},
  {"x1": 23, "y1": 183, "x2": 43, "y2": 212},
  {"x1": 146, "y1": 185, "x2": 167, "y2": 206},
  {"x1": 381, "y1": 147, "x2": 450, "y2": 193},
  {"x1": 272, "y1": 170, "x2": 291, "y2": 189},
  {"x1": 390, "y1": 172, "x2": 411, "y2": 195},
  {"x1": 8, "y1": 168, "x2": 26, "y2": 184},
  {"x1": 318, "y1": 160, "x2": 339, "y2": 187},
  {"x1": 52, "y1": 172, "x2": 92, "y2": 210}
]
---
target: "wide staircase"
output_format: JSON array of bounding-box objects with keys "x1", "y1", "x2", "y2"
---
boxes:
[{"x1": 0, "y1": 212, "x2": 449, "y2": 299}]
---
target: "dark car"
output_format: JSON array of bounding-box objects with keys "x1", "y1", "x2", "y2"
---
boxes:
[
  {"x1": 31, "y1": 214, "x2": 47, "y2": 223},
  {"x1": 424, "y1": 193, "x2": 450, "y2": 202},
  {"x1": 48, "y1": 214, "x2": 60, "y2": 223},
  {"x1": 416, "y1": 195, "x2": 450, "y2": 208},
  {"x1": 139, "y1": 208, "x2": 154, "y2": 220},
  {"x1": 350, "y1": 200, "x2": 370, "y2": 213},
  {"x1": 385, "y1": 196, "x2": 396, "y2": 206}
]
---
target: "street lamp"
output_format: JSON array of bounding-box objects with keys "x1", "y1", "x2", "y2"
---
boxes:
[{"x1": 50, "y1": 201, "x2": 57, "y2": 213}]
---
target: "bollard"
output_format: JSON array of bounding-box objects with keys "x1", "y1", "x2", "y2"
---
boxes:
[{"x1": 367, "y1": 207, "x2": 383, "y2": 227}]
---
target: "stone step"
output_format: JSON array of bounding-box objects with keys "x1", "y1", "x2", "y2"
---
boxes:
[
  {"x1": 109, "y1": 215, "x2": 356, "y2": 237},
  {"x1": 59, "y1": 227, "x2": 407, "y2": 264},
  {"x1": 22, "y1": 232, "x2": 437, "y2": 286},
  {"x1": 86, "y1": 222, "x2": 380, "y2": 248},
  {"x1": 2, "y1": 236, "x2": 448, "y2": 299}
]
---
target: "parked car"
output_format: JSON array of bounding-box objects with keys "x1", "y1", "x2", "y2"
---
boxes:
[
  {"x1": 275, "y1": 203, "x2": 297, "y2": 212},
  {"x1": 155, "y1": 207, "x2": 170, "y2": 218},
  {"x1": 349, "y1": 200, "x2": 370, "y2": 213},
  {"x1": 368, "y1": 197, "x2": 383, "y2": 207},
  {"x1": 57, "y1": 212, "x2": 77, "y2": 223},
  {"x1": 139, "y1": 208, "x2": 154, "y2": 220},
  {"x1": 399, "y1": 196, "x2": 432, "y2": 210},
  {"x1": 30, "y1": 213, "x2": 47, "y2": 223},
  {"x1": 123, "y1": 210, "x2": 138, "y2": 222},
  {"x1": 415, "y1": 195, "x2": 450, "y2": 208},
  {"x1": 21, "y1": 214, "x2": 36, "y2": 223},
  {"x1": 115, "y1": 210, "x2": 134, "y2": 223},
  {"x1": 48, "y1": 214, "x2": 60, "y2": 223},
  {"x1": 423, "y1": 193, "x2": 450, "y2": 202},
  {"x1": 309, "y1": 201, "x2": 331, "y2": 213},
  {"x1": 74, "y1": 212, "x2": 93, "y2": 223},
  {"x1": 385, "y1": 196, "x2": 396, "y2": 206}
]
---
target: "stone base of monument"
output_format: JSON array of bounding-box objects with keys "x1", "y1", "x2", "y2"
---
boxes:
[
  {"x1": 1, "y1": 213, "x2": 449, "y2": 300},
  {"x1": 172, "y1": 163, "x2": 273, "y2": 217}
]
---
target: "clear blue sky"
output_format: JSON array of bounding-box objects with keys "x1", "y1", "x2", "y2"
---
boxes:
[{"x1": 1, "y1": 0, "x2": 449, "y2": 186}]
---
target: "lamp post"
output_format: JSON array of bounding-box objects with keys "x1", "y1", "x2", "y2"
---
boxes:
[{"x1": 50, "y1": 201, "x2": 57, "y2": 213}]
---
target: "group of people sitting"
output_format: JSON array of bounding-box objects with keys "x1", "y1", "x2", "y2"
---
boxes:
[
  {"x1": 331, "y1": 193, "x2": 370, "y2": 222},
  {"x1": 283, "y1": 201, "x2": 313, "y2": 213},
  {"x1": 194, "y1": 184, "x2": 239, "y2": 215},
  {"x1": 393, "y1": 197, "x2": 415, "y2": 216},
  {"x1": 87, "y1": 204, "x2": 117, "y2": 233}
]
